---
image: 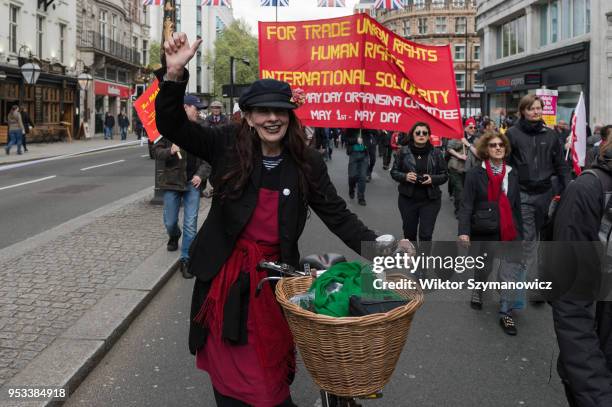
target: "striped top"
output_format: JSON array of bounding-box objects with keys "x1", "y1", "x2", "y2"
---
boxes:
[{"x1": 262, "y1": 155, "x2": 283, "y2": 171}]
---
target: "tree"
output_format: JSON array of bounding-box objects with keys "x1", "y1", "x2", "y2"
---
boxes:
[
  {"x1": 148, "y1": 42, "x2": 161, "y2": 71},
  {"x1": 211, "y1": 20, "x2": 259, "y2": 102}
]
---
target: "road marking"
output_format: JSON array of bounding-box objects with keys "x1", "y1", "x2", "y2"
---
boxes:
[
  {"x1": 0, "y1": 175, "x2": 57, "y2": 191},
  {"x1": 80, "y1": 160, "x2": 125, "y2": 171},
  {"x1": 140, "y1": 154, "x2": 150, "y2": 158}
]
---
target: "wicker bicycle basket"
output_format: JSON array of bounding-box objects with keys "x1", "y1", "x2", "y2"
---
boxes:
[{"x1": 275, "y1": 274, "x2": 424, "y2": 398}]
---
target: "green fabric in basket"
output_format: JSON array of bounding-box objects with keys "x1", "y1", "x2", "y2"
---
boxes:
[{"x1": 310, "y1": 262, "x2": 402, "y2": 317}]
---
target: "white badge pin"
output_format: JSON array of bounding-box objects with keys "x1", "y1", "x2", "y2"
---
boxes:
[{"x1": 283, "y1": 188, "x2": 291, "y2": 196}]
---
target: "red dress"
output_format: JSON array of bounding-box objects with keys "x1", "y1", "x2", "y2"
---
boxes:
[{"x1": 196, "y1": 187, "x2": 294, "y2": 406}]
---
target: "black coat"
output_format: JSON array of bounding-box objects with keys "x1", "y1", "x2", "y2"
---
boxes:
[
  {"x1": 154, "y1": 69, "x2": 378, "y2": 354},
  {"x1": 390, "y1": 143, "x2": 448, "y2": 200},
  {"x1": 550, "y1": 155, "x2": 612, "y2": 406},
  {"x1": 458, "y1": 164, "x2": 523, "y2": 240},
  {"x1": 506, "y1": 119, "x2": 568, "y2": 194}
]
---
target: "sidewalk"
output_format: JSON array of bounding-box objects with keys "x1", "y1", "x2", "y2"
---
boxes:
[
  {"x1": 0, "y1": 187, "x2": 210, "y2": 406},
  {"x1": 1, "y1": 133, "x2": 145, "y2": 167}
]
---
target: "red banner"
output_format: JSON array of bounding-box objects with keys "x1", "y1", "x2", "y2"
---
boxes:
[
  {"x1": 134, "y1": 79, "x2": 161, "y2": 142},
  {"x1": 94, "y1": 81, "x2": 131, "y2": 99},
  {"x1": 259, "y1": 13, "x2": 463, "y2": 138}
]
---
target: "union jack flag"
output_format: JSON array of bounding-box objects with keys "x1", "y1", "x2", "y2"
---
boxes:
[
  {"x1": 202, "y1": 0, "x2": 232, "y2": 6},
  {"x1": 317, "y1": 0, "x2": 345, "y2": 7},
  {"x1": 260, "y1": 0, "x2": 289, "y2": 6},
  {"x1": 142, "y1": 0, "x2": 162, "y2": 5},
  {"x1": 374, "y1": 0, "x2": 404, "y2": 10}
]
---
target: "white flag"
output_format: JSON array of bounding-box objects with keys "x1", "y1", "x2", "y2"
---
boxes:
[{"x1": 571, "y1": 92, "x2": 587, "y2": 173}]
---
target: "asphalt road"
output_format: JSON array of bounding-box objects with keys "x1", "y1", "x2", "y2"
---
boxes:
[
  {"x1": 65, "y1": 147, "x2": 567, "y2": 407},
  {"x1": 0, "y1": 145, "x2": 155, "y2": 249}
]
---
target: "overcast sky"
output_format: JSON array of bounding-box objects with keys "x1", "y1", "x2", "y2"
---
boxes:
[{"x1": 233, "y1": 0, "x2": 361, "y2": 35}]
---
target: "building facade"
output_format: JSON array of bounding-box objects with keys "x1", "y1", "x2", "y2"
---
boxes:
[
  {"x1": 77, "y1": 0, "x2": 150, "y2": 135},
  {"x1": 375, "y1": 0, "x2": 482, "y2": 118},
  {"x1": 149, "y1": 3, "x2": 234, "y2": 105},
  {"x1": 477, "y1": 0, "x2": 610, "y2": 126},
  {"x1": 0, "y1": 0, "x2": 79, "y2": 143}
]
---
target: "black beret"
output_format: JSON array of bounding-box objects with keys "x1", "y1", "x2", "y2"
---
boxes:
[{"x1": 238, "y1": 79, "x2": 297, "y2": 111}]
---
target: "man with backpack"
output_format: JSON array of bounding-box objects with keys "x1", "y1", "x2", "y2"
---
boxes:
[{"x1": 549, "y1": 143, "x2": 612, "y2": 407}]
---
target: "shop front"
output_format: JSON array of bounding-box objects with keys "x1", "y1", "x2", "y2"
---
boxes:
[
  {"x1": 0, "y1": 65, "x2": 78, "y2": 144},
  {"x1": 93, "y1": 80, "x2": 132, "y2": 135},
  {"x1": 480, "y1": 42, "x2": 589, "y2": 125}
]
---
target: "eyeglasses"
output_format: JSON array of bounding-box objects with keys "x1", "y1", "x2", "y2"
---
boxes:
[
  {"x1": 414, "y1": 131, "x2": 429, "y2": 136},
  {"x1": 488, "y1": 142, "x2": 505, "y2": 149},
  {"x1": 467, "y1": 126, "x2": 475, "y2": 130}
]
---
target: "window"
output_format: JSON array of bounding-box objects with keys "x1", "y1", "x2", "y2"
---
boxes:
[
  {"x1": 417, "y1": 18, "x2": 427, "y2": 35},
  {"x1": 455, "y1": 73, "x2": 466, "y2": 90},
  {"x1": 216, "y1": 16, "x2": 226, "y2": 36},
  {"x1": 99, "y1": 10, "x2": 108, "y2": 50},
  {"x1": 111, "y1": 14, "x2": 118, "y2": 43},
  {"x1": 106, "y1": 66, "x2": 117, "y2": 81},
  {"x1": 133, "y1": 36, "x2": 138, "y2": 51},
  {"x1": 432, "y1": 0, "x2": 445, "y2": 8},
  {"x1": 473, "y1": 44, "x2": 480, "y2": 61},
  {"x1": 142, "y1": 40, "x2": 148, "y2": 65},
  {"x1": 455, "y1": 17, "x2": 467, "y2": 34},
  {"x1": 403, "y1": 20, "x2": 411, "y2": 37},
  {"x1": 496, "y1": 15, "x2": 526, "y2": 58},
  {"x1": 9, "y1": 5, "x2": 19, "y2": 53},
  {"x1": 540, "y1": 0, "x2": 590, "y2": 43},
  {"x1": 414, "y1": 0, "x2": 425, "y2": 9},
  {"x1": 37, "y1": 16, "x2": 45, "y2": 59},
  {"x1": 435, "y1": 17, "x2": 447, "y2": 34},
  {"x1": 196, "y1": 5, "x2": 202, "y2": 37},
  {"x1": 59, "y1": 24, "x2": 66, "y2": 63},
  {"x1": 176, "y1": 1, "x2": 181, "y2": 32},
  {"x1": 454, "y1": 44, "x2": 466, "y2": 60},
  {"x1": 452, "y1": 0, "x2": 466, "y2": 7},
  {"x1": 118, "y1": 70, "x2": 127, "y2": 83}
]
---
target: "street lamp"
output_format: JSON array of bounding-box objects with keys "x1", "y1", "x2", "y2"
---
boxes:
[
  {"x1": 229, "y1": 56, "x2": 250, "y2": 110},
  {"x1": 20, "y1": 63, "x2": 41, "y2": 85},
  {"x1": 77, "y1": 72, "x2": 93, "y2": 91}
]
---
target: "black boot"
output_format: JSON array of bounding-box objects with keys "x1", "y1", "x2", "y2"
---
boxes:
[
  {"x1": 179, "y1": 259, "x2": 194, "y2": 279},
  {"x1": 167, "y1": 229, "x2": 181, "y2": 252}
]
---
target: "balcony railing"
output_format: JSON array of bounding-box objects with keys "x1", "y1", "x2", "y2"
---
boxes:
[{"x1": 79, "y1": 31, "x2": 141, "y2": 66}]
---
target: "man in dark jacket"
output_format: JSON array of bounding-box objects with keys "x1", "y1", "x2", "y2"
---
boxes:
[
  {"x1": 20, "y1": 106, "x2": 34, "y2": 152},
  {"x1": 506, "y1": 94, "x2": 568, "y2": 292},
  {"x1": 153, "y1": 94, "x2": 211, "y2": 279},
  {"x1": 202, "y1": 100, "x2": 228, "y2": 127},
  {"x1": 364, "y1": 129, "x2": 378, "y2": 182},
  {"x1": 118, "y1": 112, "x2": 130, "y2": 140},
  {"x1": 345, "y1": 128, "x2": 371, "y2": 206},
  {"x1": 104, "y1": 112, "x2": 115, "y2": 140},
  {"x1": 550, "y1": 145, "x2": 612, "y2": 407}
]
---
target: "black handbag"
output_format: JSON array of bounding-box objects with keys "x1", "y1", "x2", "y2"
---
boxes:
[
  {"x1": 349, "y1": 295, "x2": 409, "y2": 316},
  {"x1": 471, "y1": 201, "x2": 500, "y2": 235}
]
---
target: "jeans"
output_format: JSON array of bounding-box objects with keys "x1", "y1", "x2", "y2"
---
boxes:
[
  {"x1": 104, "y1": 126, "x2": 113, "y2": 139},
  {"x1": 120, "y1": 126, "x2": 128, "y2": 140},
  {"x1": 520, "y1": 189, "x2": 553, "y2": 293},
  {"x1": 348, "y1": 151, "x2": 368, "y2": 199},
  {"x1": 367, "y1": 146, "x2": 377, "y2": 176},
  {"x1": 6, "y1": 130, "x2": 23, "y2": 154},
  {"x1": 163, "y1": 184, "x2": 201, "y2": 262}
]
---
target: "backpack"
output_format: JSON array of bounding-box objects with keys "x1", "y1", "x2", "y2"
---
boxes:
[{"x1": 541, "y1": 169, "x2": 612, "y2": 242}]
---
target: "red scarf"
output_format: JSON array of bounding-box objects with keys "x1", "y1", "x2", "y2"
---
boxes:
[
  {"x1": 485, "y1": 160, "x2": 517, "y2": 241},
  {"x1": 194, "y1": 238, "x2": 295, "y2": 386}
]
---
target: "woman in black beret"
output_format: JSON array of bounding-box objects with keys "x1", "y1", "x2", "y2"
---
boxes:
[{"x1": 156, "y1": 32, "x2": 406, "y2": 407}]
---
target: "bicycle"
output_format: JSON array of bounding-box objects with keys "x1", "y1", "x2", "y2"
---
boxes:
[{"x1": 256, "y1": 235, "x2": 422, "y2": 407}]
